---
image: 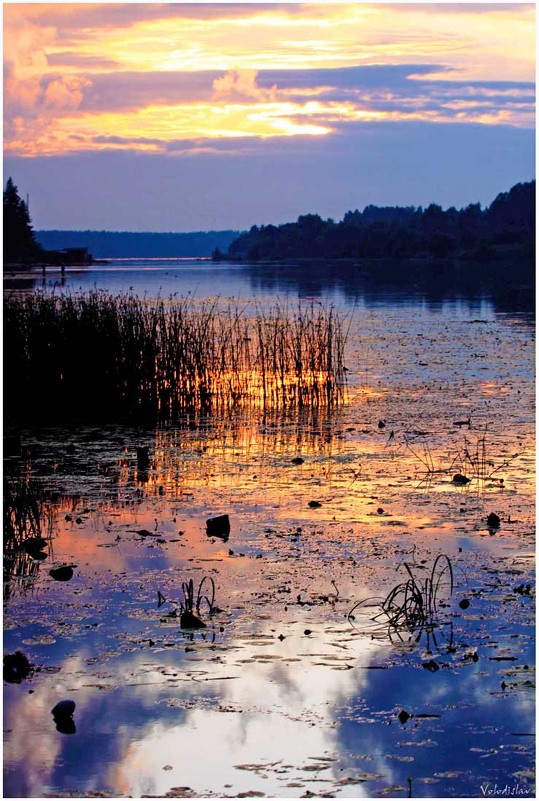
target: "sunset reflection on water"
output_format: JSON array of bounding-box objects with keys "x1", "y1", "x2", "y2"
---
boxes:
[{"x1": 3, "y1": 289, "x2": 535, "y2": 798}]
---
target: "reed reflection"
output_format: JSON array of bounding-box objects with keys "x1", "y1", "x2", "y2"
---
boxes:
[{"x1": 4, "y1": 396, "x2": 534, "y2": 613}]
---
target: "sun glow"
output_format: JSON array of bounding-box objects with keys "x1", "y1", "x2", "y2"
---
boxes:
[{"x1": 3, "y1": 3, "x2": 535, "y2": 158}]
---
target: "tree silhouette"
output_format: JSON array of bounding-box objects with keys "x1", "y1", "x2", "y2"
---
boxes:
[
  {"x1": 227, "y1": 181, "x2": 534, "y2": 264},
  {"x1": 4, "y1": 177, "x2": 40, "y2": 261}
]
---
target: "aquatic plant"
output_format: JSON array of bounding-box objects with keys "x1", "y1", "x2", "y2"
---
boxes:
[
  {"x1": 404, "y1": 428, "x2": 521, "y2": 488},
  {"x1": 4, "y1": 292, "x2": 348, "y2": 423},
  {"x1": 452, "y1": 432, "x2": 520, "y2": 485},
  {"x1": 180, "y1": 575, "x2": 217, "y2": 629},
  {"x1": 348, "y1": 554, "x2": 454, "y2": 643}
]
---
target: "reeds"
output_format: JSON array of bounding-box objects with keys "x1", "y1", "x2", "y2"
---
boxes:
[
  {"x1": 348, "y1": 555, "x2": 454, "y2": 643},
  {"x1": 4, "y1": 292, "x2": 347, "y2": 422},
  {"x1": 182, "y1": 576, "x2": 216, "y2": 616}
]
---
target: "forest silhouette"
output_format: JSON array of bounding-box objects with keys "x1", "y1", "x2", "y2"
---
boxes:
[
  {"x1": 4, "y1": 177, "x2": 535, "y2": 266},
  {"x1": 225, "y1": 181, "x2": 535, "y2": 263}
]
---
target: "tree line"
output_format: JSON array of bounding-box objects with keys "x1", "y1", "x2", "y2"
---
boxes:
[
  {"x1": 225, "y1": 181, "x2": 535, "y2": 263},
  {"x1": 5, "y1": 175, "x2": 534, "y2": 265},
  {"x1": 3, "y1": 177, "x2": 239, "y2": 262},
  {"x1": 37, "y1": 229, "x2": 240, "y2": 259}
]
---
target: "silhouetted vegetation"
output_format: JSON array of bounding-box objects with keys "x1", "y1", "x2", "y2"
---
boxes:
[
  {"x1": 4, "y1": 293, "x2": 347, "y2": 424},
  {"x1": 3, "y1": 178, "x2": 42, "y2": 263},
  {"x1": 36, "y1": 229, "x2": 240, "y2": 258},
  {"x1": 227, "y1": 181, "x2": 535, "y2": 264}
]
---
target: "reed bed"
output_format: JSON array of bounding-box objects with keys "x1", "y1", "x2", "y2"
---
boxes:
[{"x1": 4, "y1": 292, "x2": 348, "y2": 422}]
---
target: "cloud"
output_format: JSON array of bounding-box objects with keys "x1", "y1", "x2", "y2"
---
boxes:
[
  {"x1": 42, "y1": 74, "x2": 92, "y2": 110},
  {"x1": 3, "y1": 4, "x2": 272, "y2": 32},
  {"x1": 3, "y1": 18, "x2": 55, "y2": 114},
  {"x1": 258, "y1": 64, "x2": 456, "y2": 90},
  {"x1": 41, "y1": 63, "x2": 534, "y2": 123},
  {"x1": 212, "y1": 69, "x2": 277, "y2": 103},
  {"x1": 47, "y1": 52, "x2": 120, "y2": 69},
  {"x1": 3, "y1": 4, "x2": 535, "y2": 159},
  {"x1": 80, "y1": 71, "x2": 218, "y2": 112}
]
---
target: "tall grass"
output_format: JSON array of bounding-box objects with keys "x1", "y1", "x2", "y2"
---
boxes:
[{"x1": 4, "y1": 292, "x2": 348, "y2": 422}]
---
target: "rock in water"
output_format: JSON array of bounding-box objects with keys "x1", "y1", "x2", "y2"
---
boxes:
[
  {"x1": 180, "y1": 610, "x2": 206, "y2": 629},
  {"x1": 49, "y1": 566, "x2": 74, "y2": 582},
  {"x1": 206, "y1": 514, "x2": 230, "y2": 539},
  {"x1": 51, "y1": 700, "x2": 76, "y2": 734},
  {"x1": 136, "y1": 446, "x2": 150, "y2": 469},
  {"x1": 52, "y1": 700, "x2": 76, "y2": 718},
  {"x1": 22, "y1": 537, "x2": 48, "y2": 556},
  {"x1": 487, "y1": 512, "x2": 501, "y2": 528},
  {"x1": 55, "y1": 718, "x2": 76, "y2": 734},
  {"x1": 452, "y1": 474, "x2": 471, "y2": 485},
  {"x1": 4, "y1": 652, "x2": 32, "y2": 683}
]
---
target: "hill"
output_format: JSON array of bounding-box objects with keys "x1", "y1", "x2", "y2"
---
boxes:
[{"x1": 35, "y1": 229, "x2": 241, "y2": 259}]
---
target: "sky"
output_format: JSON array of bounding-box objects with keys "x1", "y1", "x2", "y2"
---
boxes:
[{"x1": 3, "y1": 2, "x2": 536, "y2": 232}]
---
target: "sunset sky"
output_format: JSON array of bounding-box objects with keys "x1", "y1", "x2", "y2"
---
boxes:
[{"x1": 3, "y1": 2, "x2": 535, "y2": 231}]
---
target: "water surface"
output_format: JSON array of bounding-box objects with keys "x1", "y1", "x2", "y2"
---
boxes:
[{"x1": 3, "y1": 259, "x2": 535, "y2": 798}]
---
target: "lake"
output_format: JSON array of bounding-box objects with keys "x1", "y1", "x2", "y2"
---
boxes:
[{"x1": 3, "y1": 258, "x2": 535, "y2": 798}]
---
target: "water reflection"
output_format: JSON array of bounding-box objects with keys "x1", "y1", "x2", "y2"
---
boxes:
[
  {"x1": 3, "y1": 257, "x2": 534, "y2": 322},
  {"x1": 246, "y1": 259, "x2": 535, "y2": 320},
  {"x1": 4, "y1": 386, "x2": 534, "y2": 797},
  {"x1": 3, "y1": 278, "x2": 534, "y2": 798},
  {"x1": 4, "y1": 583, "x2": 534, "y2": 798}
]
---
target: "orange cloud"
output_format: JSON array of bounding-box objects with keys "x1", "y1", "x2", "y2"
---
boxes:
[
  {"x1": 3, "y1": 3, "x2": 535, "y2": 158},
  {"x1": 42, "y1": 74, "x2": 92, "y2": 110}
]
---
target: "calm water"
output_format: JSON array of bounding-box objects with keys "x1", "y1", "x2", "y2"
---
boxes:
[
  {"x1": 4, "y1": 256, "x2": 533, "y2": 318},
  {"x1": 4, "y1": 259, "x2": 535, "y2": 798}
]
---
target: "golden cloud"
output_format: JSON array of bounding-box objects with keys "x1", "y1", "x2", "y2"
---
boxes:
[{"x1": 3, "y1": 3, "x2": 535, "y2": 157}]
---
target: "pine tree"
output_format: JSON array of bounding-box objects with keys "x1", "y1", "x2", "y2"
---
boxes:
[{"x1": 4, "y1": 177, "x2": 40, "y2": 261}]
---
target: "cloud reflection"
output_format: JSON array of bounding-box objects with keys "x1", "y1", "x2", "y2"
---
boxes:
[{"x1": 4, "y1": 601, "x2": 534, "y2": 797}]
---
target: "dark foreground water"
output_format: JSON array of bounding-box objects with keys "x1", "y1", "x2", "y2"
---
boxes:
[{"x1": 3, "y1": 259, "x2": 535, "y2": 798}]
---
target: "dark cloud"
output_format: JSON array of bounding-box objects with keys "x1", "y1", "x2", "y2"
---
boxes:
[
  {"x1": 257, "y1": 64, "x2": 455, "y2": 90},
  {"x1": 257, "y1": 65, "x2": 534, "y2": 105},
  {"x1": 283, "y1": 84, "x2": 534, "y2": 118},
  {"x1": 47, "y1": 53, "x2": 120, "y2": 69},
  {"x1": 80, "y1": 71, "x2": 219, "y2": 112},
  {"x1": 72, "y1": 63, "x2": 534, "y2": 124},
  {"x1": 93, "y1": 134, "x2": 165, "y2": 147}
]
